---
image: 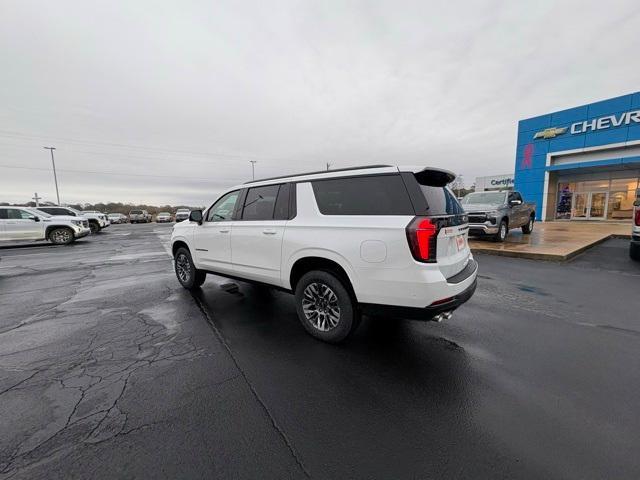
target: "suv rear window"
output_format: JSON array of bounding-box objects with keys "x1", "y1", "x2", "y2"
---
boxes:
[
  {"x1": 312, "y1": 175, "x2": 414, "y2": 215},
  {"x1": 418, "y1": 185, "x2": 465, "y2": 215}
]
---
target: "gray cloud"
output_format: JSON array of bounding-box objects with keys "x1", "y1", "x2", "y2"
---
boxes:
[{"x1": 1, "y1": 0, "x2": 639, "y2": 205}]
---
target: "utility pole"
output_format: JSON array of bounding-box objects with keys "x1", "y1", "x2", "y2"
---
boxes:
[
  {"x1": 326, "y1": 162, "x2": 331, "y2": 171},
  {"x1": 43, "y1": 147, "x2": 60, "y2": 205},
  {"x1": 32, "y1": 192, "x2": 42, "y2": 207},
  {"x1": 249, "y1": 160, "x2": 257, "y2": 180}
]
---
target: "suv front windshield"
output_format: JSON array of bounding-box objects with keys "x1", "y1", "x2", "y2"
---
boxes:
[{"x1": 461, "y1": 192, "x2": 507, "y2": 205}]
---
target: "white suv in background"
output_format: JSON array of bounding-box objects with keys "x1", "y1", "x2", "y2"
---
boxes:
[
  {"x1": 38, "y1": 206, "x2": 109, "y2": 233},
  {"x1": 171, "y1": 165, "x2": 477, "y2": 342},
  {"x1": 0, "y1": 206, "x2": 91, "y2": 245}
]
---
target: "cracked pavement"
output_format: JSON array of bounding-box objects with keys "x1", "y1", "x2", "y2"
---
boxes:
[
  {"x1": 0, "y1": 224, "x2": 303, "y2": 479},
  {"x1": 1, "y1": 226, "x2": 640, "y2": 479}
]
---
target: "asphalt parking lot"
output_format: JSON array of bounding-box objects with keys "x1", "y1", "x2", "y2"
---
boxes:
[{"x1": 1, "y1": 224, "x2": 639, "y2": 479}]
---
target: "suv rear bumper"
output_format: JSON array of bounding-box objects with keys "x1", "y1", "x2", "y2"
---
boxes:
[{"x1": 360, "y1": 278, "x2": 477, "y2": 320}]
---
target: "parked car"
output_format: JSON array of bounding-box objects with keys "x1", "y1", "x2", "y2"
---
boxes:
[
  {"x1": 174, "y1": 208, "x2": 190, "y2": 222},
  {"x1": 461, "y1": 191, "x2": 536, "y2": 242},
  {"x1": 171, "y1": 165, "x2": 477, "y2": 343},
  {"x1": 129, "y1": 210, "x2": 151, "y2": 223},
  {"x1": 38, "y1": 206, "x2": 109, "y2": 233},
  {"x1": 156, "y1": 212, "x2": 172, "y2": 223},
  {"x1": 81, "y1": 210, "x2": 111, "y2": 228},
  {"x1": 107, "y1": 213, "x2": 127, "y2": 224},
  {"x1": 0, "y1": 206, "x2": 90, "y2": 245},
  {"x1": 630, "y1": 190, "x2": 640, "y2": 261}
]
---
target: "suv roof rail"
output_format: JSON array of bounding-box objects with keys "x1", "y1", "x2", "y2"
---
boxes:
[{"x1": 243, "y1": 164, "x2": 394, "y2": 185}]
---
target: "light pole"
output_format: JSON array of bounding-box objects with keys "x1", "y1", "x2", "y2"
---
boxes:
[
  {"x1": 43, "y1": 146, "x2": 60, "y2": 205},
  {"x1": 32, "y1": 192, "x2": 42, "y2": 207},
  {"x1": 249, "y1": 160, "x2": 257, "y2": 180}
]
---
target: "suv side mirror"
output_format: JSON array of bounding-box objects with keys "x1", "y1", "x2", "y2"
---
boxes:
[
  {"x1": 189, "y1": 210, "x2": 203, "y2": 224},
  {"x1": 509, "y1": 199, "x2": 522, "y2": 206},
  {"x1": 28, "y1": 215, "x2": 39, "y2": 222}
]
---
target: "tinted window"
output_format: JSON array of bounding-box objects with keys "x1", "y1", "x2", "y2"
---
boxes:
[
  {"x1": 0, "y1": 209, "x2": 7, "y2": 219},
  {"x1": 206, "y1": 191, "x2": 239, "y2": 222},
  {"x1": 312, "y1": 175, "x2": 414, "y2": 215},
  {"x1": 7, "y1": 209, "x2": 34, "y2": 219},
  {"x1": 242, "y1": 185, "x2": 280, "y2": 220},
  {"x1": 419, "y1": 186, "x2": 465, "y2": 215},
  {"x1": 274, "y1": 183, "x2": 290, "y2": 220},
  {"x1": 41, "y1": 207, "x2": 71, "y2": 216},
  {"x1": 130, "y1": 210, "x2": 142, "y2": 214}
]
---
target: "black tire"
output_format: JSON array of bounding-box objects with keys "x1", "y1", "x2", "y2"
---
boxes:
[
  {"x1": 630, "y1": 243, "x2": 640, "y2": 261},
  {"x1": 89, "y1": 222, "x2": 100, "y2": 234},
  {"x1": 49, "y1": 227, "x2": 74, "y2": 245},
  {"x1": 294, "y1": 270, "x2": 360, "y2": 343},
  {"x1": 494, "y1": 219, "x2": 508, "y2": 242},
  {"x1": 522, "y1": 215, "x2": 534, "y2": 234},
  {"x1": 174, "y1": 247, "x2": 206, "y2": 290}
]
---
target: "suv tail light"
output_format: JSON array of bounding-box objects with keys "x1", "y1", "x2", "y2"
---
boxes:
[
  {"x1": 406, "y1": 217, "x2": 438, "y2": 263},
  {"x1": 635, "y1": 208, "x2": 640, "y2": 226}
]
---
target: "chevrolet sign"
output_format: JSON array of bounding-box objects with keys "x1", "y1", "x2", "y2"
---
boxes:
[{"x1": 533, "y1": 109, "x2": 640, "y2": 140}]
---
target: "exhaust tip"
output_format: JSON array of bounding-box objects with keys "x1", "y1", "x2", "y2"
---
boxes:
[{"x1": 432, "y1": 311, "x2": 453, "y2": 323}]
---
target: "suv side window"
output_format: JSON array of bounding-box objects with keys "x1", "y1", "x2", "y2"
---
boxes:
[
  {"x1": 241, "y1": 185, "x2": 280, "y2": 221},
  {"x1": 0, "y1": 209, "x2": 8, "y2": 219},
  {"x1": 58, "y1": 208, "x2": 73, "y2": 215},
  {"x1": 8, "y1": 209, "x2": 34, "y2": 220},
  {"x1": 273, "y1": 183, "x2": 291, "y2": 220},
  {"x1": 206, "y1": 191, "x2": 240, "y2": 222},
  {"x1": 311, "y1": 175, "x2": 414, "y2": 215}
]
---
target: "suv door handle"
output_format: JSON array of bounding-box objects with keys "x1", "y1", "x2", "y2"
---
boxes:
[
  {"x1": 262, "y1": 229, "x2": 277, "y2": 235},
  {"x1": 219, "y1": 228, "x2": 230, "y2": 233}
]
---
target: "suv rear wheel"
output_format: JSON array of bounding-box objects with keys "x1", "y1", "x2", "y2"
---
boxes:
[
  {"x1": 294, "y1": 270, "x2": 360, "y2": 343},
  {"x1": 175, "y1": 247, "x2": 206, "y2": 290},
  {"x1": 49, "y1": 227, "x2": 74, "y2": 245},
  {"x1": 89, "y1": 222, "x2": 100, "y2": 234}
]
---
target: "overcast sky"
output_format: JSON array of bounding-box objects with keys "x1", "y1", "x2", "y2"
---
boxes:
[{"x1": 1, "y1": 0, "x2": 639, "y2": 205}]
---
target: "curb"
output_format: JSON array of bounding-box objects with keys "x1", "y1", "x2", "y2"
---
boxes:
[{"x1": 470, "y1": 233, "x2": 632, "y2": 262}]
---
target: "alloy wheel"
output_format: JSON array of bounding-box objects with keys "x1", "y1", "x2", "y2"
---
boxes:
[
  {"x1": 52, "y1": 229, "x2": 71, "y2": 244},
  {"x1": 176, "y1": 253, "x2": 191, "y2": 283},
  {"x1": 302, "y1": 282, "x2": 341, "y2": 331}
]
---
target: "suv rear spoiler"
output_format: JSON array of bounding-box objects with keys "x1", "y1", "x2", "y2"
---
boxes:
[{"x1": 397, "y1": 166, "x2": 456, "y2": 187}]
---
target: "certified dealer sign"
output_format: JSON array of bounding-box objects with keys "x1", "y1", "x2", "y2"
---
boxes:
[{"x1": 533, "y1": 109, "x2": 640, "y2": 139}]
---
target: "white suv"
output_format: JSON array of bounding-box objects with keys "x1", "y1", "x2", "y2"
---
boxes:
[
  {"x1": 171, "y1": 165, "x2": 477, "y2": 342},
  {"x1": 0, "y1": 206, "x2": 91, "y2": 245},
  {"x1": 38, "y1": 206, "x2": 109, "y2": 233}
]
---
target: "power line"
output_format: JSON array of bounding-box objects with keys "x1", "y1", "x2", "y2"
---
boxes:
[
  {"x1": 0, "y1": 163, "x2": 241, "y2": 183},
  {"x1": 0, "y1": 130, "x2": 284, "y2": 162}
]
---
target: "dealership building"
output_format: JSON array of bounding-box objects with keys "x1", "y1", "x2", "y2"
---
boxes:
[{"x1": 514, "y1": 92, "x2": 640, "y2": 221}]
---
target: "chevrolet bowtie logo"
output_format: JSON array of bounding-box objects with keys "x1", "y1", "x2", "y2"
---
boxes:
[{"x1": 533, "y1": 127, "x2": 567, "y2": 139}]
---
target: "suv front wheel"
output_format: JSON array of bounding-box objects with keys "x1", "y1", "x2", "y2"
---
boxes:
[
  {"x1": 294, "y1": 270, "x2": 360, "y2": 343},
  {"x1": 174, "y1": 247, "x2": 206, "y2": 290},
  {"x1": 49, "y1": 227, "x2": 74, "y2": 245}
]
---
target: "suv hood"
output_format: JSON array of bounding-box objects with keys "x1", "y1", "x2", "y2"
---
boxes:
[{"x1": 43, "y1": 215, "x2": 84, "y2": 222}]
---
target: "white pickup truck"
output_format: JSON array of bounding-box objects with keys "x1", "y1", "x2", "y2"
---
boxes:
[{"x1": 0, "y1": 206, "x2": 91, "y2": 245}]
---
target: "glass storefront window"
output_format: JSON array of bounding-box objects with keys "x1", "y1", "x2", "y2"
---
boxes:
[
  {"x1": 607, "y1": 190, "x2": 636, "y2": 220},
  {"x1": 556, "y1": 176, "x2": 639, "y2": 220},
  {"x1": 556, "y1": 183, "x2": 572, "y2": 219}
]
